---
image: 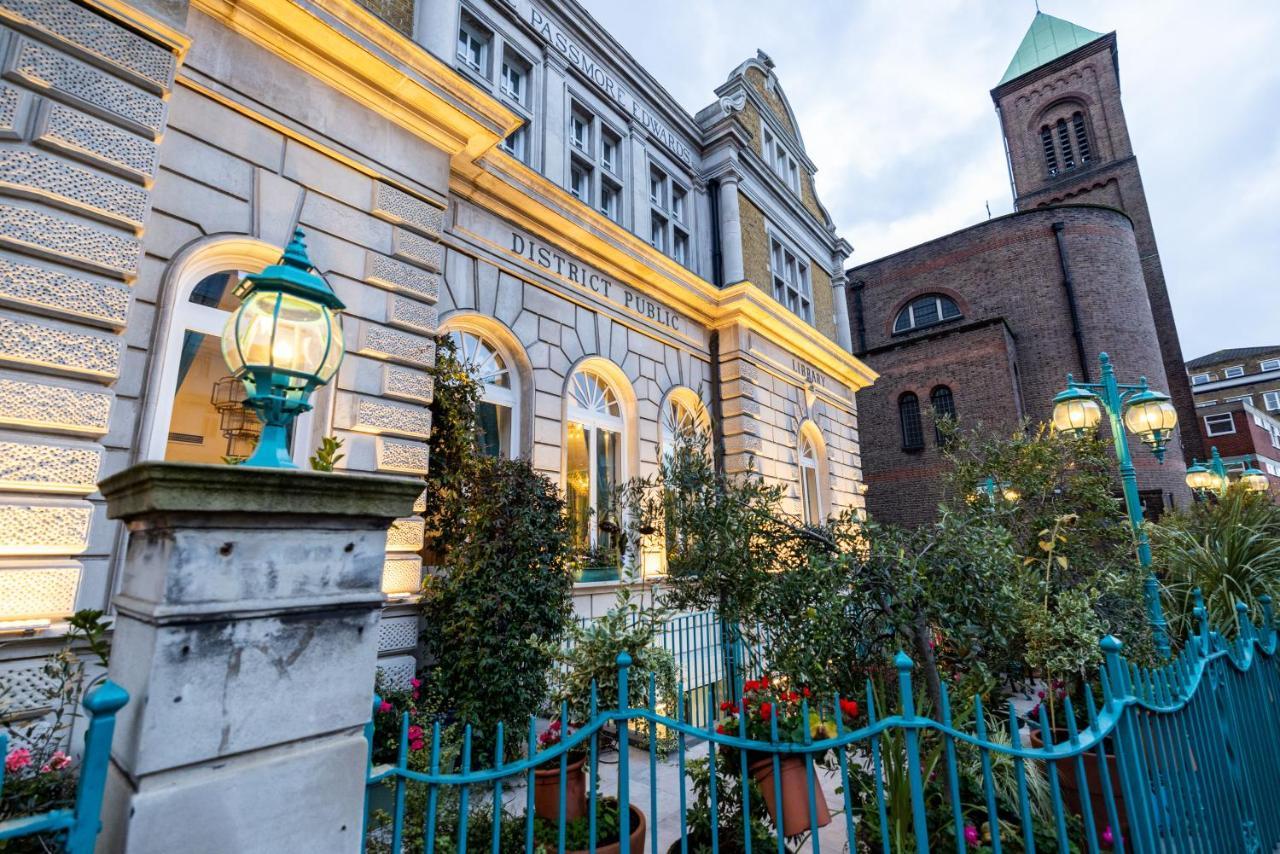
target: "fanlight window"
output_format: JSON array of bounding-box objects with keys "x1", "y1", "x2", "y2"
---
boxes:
[
  {"x1": 798, "y1": 433, "x2": 822, "y2": 525},
  {"x1": 894, "y1": 294, "x2": 961, "y2": 333},
  {"x1": 661, "y1": 397, "x2": 703, "y2": 461},
  {"x1": 566, "y1": 370, "x2": 625, "y2": 553},
  {"x1": 450, "y1": 330, "x2": 517, "y2": 458}
]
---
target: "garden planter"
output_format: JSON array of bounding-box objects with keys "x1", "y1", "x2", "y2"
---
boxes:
[
  {"x1": 749, "y1": 755, "x2": 831, "y2": 837},
  {"x1": 577, "y1": 566, "x2": 621, "y2": 583},
  {"x1": 534, "y1": 755, "x2": 588, "y2": 821},
  {"x1": 568, "y1": 805, "x2": 646, "y2": 854},
  {"x1": 1028, "y1": 729, "x2": 1129, "y2": 842}
]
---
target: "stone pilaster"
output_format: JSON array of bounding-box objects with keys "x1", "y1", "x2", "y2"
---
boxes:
[{"x1": 96, "y1": 462, "x2": 421, "y2": 854}]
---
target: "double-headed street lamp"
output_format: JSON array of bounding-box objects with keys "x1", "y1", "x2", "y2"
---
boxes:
[
  {"x1": 1186, "y1": 446, "x2": 1272, "y2": 496},
  {"x1": 1052, "y1": 352, "x2": 1179, "y2": 659}
]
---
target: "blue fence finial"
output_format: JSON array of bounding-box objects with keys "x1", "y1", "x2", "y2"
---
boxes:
[
  {"x1": 893, "y1": 650, "x2": 914, "y2": 670},
  {"x1": 1099, "y1": 634, "x2": 1123, "y2": 655},
  {"x1": 82, "y1": 680, "x2": 128, "y2": 714},
  {"x1": 616, "y1": 651, "x2": 633, "y2": 669}
]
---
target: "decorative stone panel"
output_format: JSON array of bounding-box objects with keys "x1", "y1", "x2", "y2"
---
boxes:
[
  {"x1": 381, "y1": 365, "x2": 432, "y2": 404},
  {"x1": 34, "y1": 101, "x2": 159, "y2": 181},
  {"x1": 391, "y1": 227, "x2": 442, "y2": 272},
  {"x1": 0, "y1": 255, "x2": 130, "y2": 328},
  {"x1": 4, "y1": 36, "x2": 167, "y2": 137},
  {"x1": 0, "y1": 377, "x2": 112, "y2": 435},
  {"x1": 0, "y1": 438, "x2": 100, "y2": 493},
  {"x1": 724, "y1": 432, "x2": 763, "y2": 455},
  {"x1": 372, "y1": 182, "x2": 443, "y2": 238},
  {"x1": 335, "y1": 394, "x2": 431, "y2": 439},
  {"x1": 0, "y1": 498, "x2": 91, "y2": 555},
  {"x1": 0, "y1": 83, "x2": 29, "y2": 139},
  {"x1": 0, "y1": 203, "x2": 139, "y2": 277},
  {"x1": 0, "y1": 0, "x2": 176, "y2": 92},
  {"x1": 0, "y1": 661, "x2": 57, "y2": 714},
  {"x1": 386, "y1": 517, "x2": 424, "y2": 552},
  {"x1": 375, "y1": 436, "x2": 429, "y2": 475},
  {"x1": 355, "y1": 319, "x2": 435, "y2": 369},
  {"x1": 376, "y1": 655, "x2": 415, "y2": 690},
  {"x1": 376, "y1": 615, "x2": 418, "y2": 653},
  {"x1": 387, "y1": 294, "x2": 437, "y2": 335},
  {"x1": 0, "y1": 561, "x2": 79, "y2": 619},
  {"x1": 0, "y1": 314, "x2": 121, "y2": 378},
  {"x1": 364, "y1": 252, "x2": 440, "y2": 302},
  {"x1": 381, "y1": 556, "x2": 422, "y2": 595},
  {"x1": 0, "y1": 149, "x2": 148, "y2": 228}
]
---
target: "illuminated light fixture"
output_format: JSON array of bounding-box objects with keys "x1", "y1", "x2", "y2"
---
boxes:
[
  {"x1": 1184, "y1": 461, "x2": 1222, "y2": 493},
  {"x1": 1241, "y1": 464, "x2": 1271, "y2": 493},
  {"x1": 1122, "y1": 388, "x2": 1179, "y2": 462},
  {"x1": 1002, "y1": 485, "x2": 1022, "y2": 503},
  {"x1": 222, "y1": 229, "x2": 345, "y2": 468},
  {"x1": 1051, "y1": 385, "x2": 1102, "y2": 436}
]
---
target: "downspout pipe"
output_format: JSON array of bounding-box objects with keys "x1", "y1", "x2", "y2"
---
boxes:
[
  {"x1": 708, "y1": 178, "x2": 723, "y2": 288},
  {"x1": 1052, "y1": 222, "x2": 1091, "y2": 383},
  {"x1": 709, "y1": 330, "x2": 727, "y2": 477}
]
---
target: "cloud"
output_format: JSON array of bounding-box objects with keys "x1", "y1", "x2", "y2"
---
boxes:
[{"x1": 584, "y1": 0, "x2": 1280, "y2": 360}]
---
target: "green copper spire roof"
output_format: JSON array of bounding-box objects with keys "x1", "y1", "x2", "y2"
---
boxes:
[{"x1": 998, "y1": 12, "x2": 1105, "y2": 86}]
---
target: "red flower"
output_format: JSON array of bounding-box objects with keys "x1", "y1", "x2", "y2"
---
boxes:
[
  {"x1": 716, "y1": 724, "x2": 728, "y2": 735},
  {"x1": 758, "y1": 702, "x2": 774, "y2": 721},
  {"x1": 839, "y1": 699, "x2": 860, "y2": 719},
  {"x1": 801, "y1": 687, "x2": 811, "y2": 698}
]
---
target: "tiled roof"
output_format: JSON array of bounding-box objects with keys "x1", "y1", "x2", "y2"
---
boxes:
[{"x1": 1186, "y1": 346, "x2": 1280, "y2": 370}]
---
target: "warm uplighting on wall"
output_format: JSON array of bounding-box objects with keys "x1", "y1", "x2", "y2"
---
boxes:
[{"x1": 0, "y1": 618, "x2": 52, "y2": 635}]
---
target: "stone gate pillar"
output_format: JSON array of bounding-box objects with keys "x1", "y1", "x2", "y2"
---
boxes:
[{"x1": 95, "y1": 462, "x2": 422, "y2": 854}]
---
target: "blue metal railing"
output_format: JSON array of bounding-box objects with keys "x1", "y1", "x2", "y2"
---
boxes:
[
  {"x1": 364, "y1": 593, "x2": 1280, "y2": 853},
  {"x1": 0, "y1": 679, "x2": 128, "y2": 852}
]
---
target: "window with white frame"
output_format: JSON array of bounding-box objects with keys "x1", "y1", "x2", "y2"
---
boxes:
[
  {"x1": 1196, "y1": 400, "x2": 1218, "y2": 408},
  {"x1": 798, "y1": 431, "x2": 823, "y2": 525},
  {"x1": 761, "y1": 125, "x2": 801, "y2": 194},
  {"x1": 450, "y1": 330, "x2": 519, "y2": 459},
  {"x1": 1224, "y1": 365, "x2": 1245, "y2": 378},
  {"x1": 660, "y1": 395, "x2": 707, "y2": 462},
  {"x1": 565, "y1": 369, "x2": 625, "y2": 553},
  {"x1": 456, "y1": 12, "x2": 491, "y2": 78},
  {"x1": 1204, "y1": 413, "x2": 1236, "y2": 436},
  {"x1": 566, "y1": 101, "x2": 624, "y2": 224},
  {"x1": 769, "y1": 236, "x2": 812, "y2": 322},
  {"x1": 1190, "y1": 373, "x2": 1211, "y2": 385},
  {"x1": 498, "y1": 49, "x2": 533, "y2": 163},
  {"x1": 894, "y1": 294, "x2": 962, "y2": 333},
  {"x1": 1265, "y1": 391, "x2": 1280, "y2": 412},
  {"x1": 1261, "y1": 359, "x2": 1280, "y2": 372},
  {"x1": 647, "y1": 162, "x2": 690, "y2": 267}
]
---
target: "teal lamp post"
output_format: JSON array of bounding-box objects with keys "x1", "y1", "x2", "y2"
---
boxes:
[
  {"x1": 1052, "y1": 352, "x2": 1179, "y2": 659},
  {"x1": 1186, "y1": 446, "x2": 1272, "y2": 496},
  {"x1": 221, "y1": 229, "x2": 345, "y2": 468}
]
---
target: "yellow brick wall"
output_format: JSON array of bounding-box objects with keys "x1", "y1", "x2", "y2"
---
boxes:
[
  {"x1": 739, "y1": 190, "x2": 771, "y2": 290},
  {"x1": 809, "y1": 262, "x2": 837, "y2": 341}
]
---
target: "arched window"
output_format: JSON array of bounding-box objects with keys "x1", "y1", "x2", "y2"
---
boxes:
[
  {"x1": 894, "y1": 294, "x2": 961, "y2": 333},
  {"x1": 1072, "y1": 112, "x2": 1092, "y2": 164},
  {"x1": 1055, "y1": 118, "x2": 1075, "y2": 170},
  {"x1": 899, "y1": 392, "x2": 923, "y2": 451},
  {"x1": 450, "y1": 329, "x2": 518, "y2": 458},
  {"x1": 931, "y1": 385, "x2": 956, "y2": 445},
  {"x1": 145, "y1": 239, "x2": 315, "y2": 466},
  {"x1": 1040, "y1": 108, "x2": 1093, "y2": 177},
  {"x1": 565, "y1": 368, "x2": 626, "y2": 552},
  {"x1": 1040, "y1": 125, "x2": 1058, "y2": 175},
  {"x1": 798, "y1": 431, "x2": 823, "y2": 525},
  {"x1": 660, "y1": 391, "x2": 709, "y2": 463}
]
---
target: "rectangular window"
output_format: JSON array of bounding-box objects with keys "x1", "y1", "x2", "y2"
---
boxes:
[
  {"x1": 570, "y1": 162, "x2": 591, "y2": 204},
  {"x1": 1224, "y1": 365, "x2": 1245, "y2": 378},
  {"x1": 500, "y1": 124, "x2": 528, "y2": 161},
  {"x1": 769, "y1": 237, "x2": 812, "y2": 322},
  {"x1": 1265, "y1": 391, "x2": 1280, "y2": 412},
  {"x1": 650, "y1": 213, "x2": 667, "y2": 252},
  {"x1": 571, "y1": 107, "x2": 591, "y2": 153},
  {"x1": 601, "y1": 130, "x2": 620, "y2": 174},
  {"x1": 672, "y1": 229, "x2": 688, "y2": 266},
  {"x1": 1191, "y1": 373, "x2": 1211, "y2": 385},
  {"x1": 671, "y1": 186, "x2": 686, "y2": 223},
  {"x1": 456, "y1": 16, "x2": 490, "y2": 77},
  {"x1": 761, "y1": 124, "x2": 801, "y2": 193},
  {"x1": 1204, "y1": 413, "x2": 1236, "y2": 436},
  {"x1": 500, "y1": 52, "x2": 530, "y2": 105},
  {"x1": 649, "y1": 165, "x2": 667, "y2": 207},
  {"x1": 600, "y1": 181, "x2": 620, "y2": 223},
  {"x1": 1261, "y1": 359, "x2": 1280, "y2": 372}
]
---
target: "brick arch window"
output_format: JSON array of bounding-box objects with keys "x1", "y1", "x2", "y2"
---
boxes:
[
  {"x1": 899, "y1": 392, "x2": 924, "y2": 451},
  {"x1": 930, "y1": 385, "x2": 956, "y2": 444},
  {"x1": 1039, "y1": 105, "x2": 1094, "y2": 177},
  {"x1": 894, "y1": 293, "x2": 962, "y2": 334}
]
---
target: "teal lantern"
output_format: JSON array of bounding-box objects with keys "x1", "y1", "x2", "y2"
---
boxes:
[
  {"x1": 1122, "y1": 388, "x2": 1178, "y2": 462},
  {"x1": 1051, "y1": 384, "x2": 1102, "y2": 436},
  {"x1": 221, "y1": 229, "x2": 345, "y2": 468}
]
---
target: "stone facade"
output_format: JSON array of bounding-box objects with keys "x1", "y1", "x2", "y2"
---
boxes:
[
  {"x1": 0, "y1": 0, "x2": 873, "y2": 687},
  {"x1": 849, "y1": 206, "x2": 1190, "y2": 526}
]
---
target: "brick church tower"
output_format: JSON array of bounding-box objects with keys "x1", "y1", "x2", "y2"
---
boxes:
[{"x1": 991, "y1": 13, "x2": 1203, "y2": 460}]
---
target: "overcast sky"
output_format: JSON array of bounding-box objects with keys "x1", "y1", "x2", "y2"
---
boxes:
[{"x1": 585, "y1": 0, "x2": 1280, "y2": 362}]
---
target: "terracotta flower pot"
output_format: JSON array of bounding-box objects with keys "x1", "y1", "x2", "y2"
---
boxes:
[
  {"x1": 568, "y1": 805, "x2": 646, "y2": 854},
  {"x1": 749, "y1": 755, "x2": 831, "y2": 837},
  {"x1": 1028, "y1": 728, "x2": 1129, "y2": 842},
  {"x1": 534, "y1": 754, "x2": 588, "y2": 821}
]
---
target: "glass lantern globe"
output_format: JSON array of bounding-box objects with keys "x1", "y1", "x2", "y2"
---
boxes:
[
  {"x1": 1184, "y1": 461, "x2": 1221, "y2": 493},
  {"x1": 221, "y1": 228, "x2": 345, "y2": 468},
  {"x1": 1241, "y1": 465, "x2": 1270, "y2": 493},
  {"x1": 1122, "y1": 389, "x2": 1178, "y2": 460},
  {"x1": 1051, "y1": 386, "x2": 1102, "y2": 436}
]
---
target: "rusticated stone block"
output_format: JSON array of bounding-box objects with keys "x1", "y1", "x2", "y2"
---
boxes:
[
  {"x1": 4, "y1": 36, "x2": 166, "y2": 137},
  {"x1": 372, "y1": 182, "x2": 443, "y2": 238},
  {"x1": 335, "y1": 394, "x2": 431, "y2": 439},
  {"x1": 391, "y1": 227, "x2": 442, "y2": 272},
  {"x1": 0, "y1": 560, "x2": 79, "y2": 619},
  {"x1": 0, "y1": 498, "x2": 91, "y2": 555},
  {"x1": 375, "y1": 436, "x2": 429, "y2": 475},
  {"x1": 0, "y1": 149, "x2": 148, "y2": 228},
  {"x1": 365, "y1": 252, "x2": 439, "y2": 302},
  {"x1": 0, "y1": 313, "x2": 121, "y2": 378},
  {"x1": 0, "y1": 376, "x2": 112, "y2": 435},
  {"x1": 355, "y1": 320, "x2": 434, "y2": 369},
  {"x1": 381, "y1": 556, "x2": 422, "y2": 595},
  {"x1": 0, "y1": 83, "x2": 29, "y2": 140},
  {"x1": 381, "y1": 365, "x2": 432, "y2": 404},
  {"x1": 376, "y1": 615, "x2": 418, "y2": 653},
  {"x1": 385, "y1": 516, "x2": 424, "y2": 552},
  {"x1": 0, "y1": 0, "x2": 176, "y2": 92},
  {"x1": 0, "y1": 438, "x2": 100, "y2": 493},
  {"x1": 34, "y1": 100, "x2": 159, "y2": 181},
  {"x1": 0, "y1": 255, "x2": 130, "y2": 328},
  {"x1": 0, "y1": 203, "x2": 139, "y2": 277},
  {"x1": 387, "y1": 294, "x2": 437, "y2": 335}
]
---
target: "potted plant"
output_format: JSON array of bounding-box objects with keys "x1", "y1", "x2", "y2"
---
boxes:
[
  {"x1": 532, "y1": 719, "x2": 588, "y2": 821},
  {"x1": 715, "y1": 677, "x2": 858, "y2": 836},
  {"x1": 534, "y1": 796, "x2": 646, "y2": 854},
  {"x1": 577, "y1": 542, "x2": 622, "y2": 582}
]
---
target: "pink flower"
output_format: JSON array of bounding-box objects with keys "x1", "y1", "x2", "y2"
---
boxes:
[
  {"x1": 378, "y1": 700, "x2": 393, "y2": 714},
  {"x1": 410, "y1": 739, "x2": 425, "y2": 752},
  {"x1": 1102, "y1": 825, "x2": 1115, "y2": 847},
  {"x1": 39, "y1": 751, "x2": 71, "y2": 773},
  {"x1": 411, "y1": 678, "x2": 422, "y2": 689},
  {"x1": 408, "y1": 725, "x2": 424, "y2": 741},
  {"x1": 5, "y1": 748, "x2": 31, "y2": 773},
  {"x1": 964, "y1": 825, "x2": 980, "y2": 846}
]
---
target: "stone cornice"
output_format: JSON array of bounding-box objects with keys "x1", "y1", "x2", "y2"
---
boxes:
[
  {"x1": 191, "y1": 0, "x2": 520, "y2": 160},
  {"x1": 80, "y1": 0, "x2": 193, "y2": 58}
]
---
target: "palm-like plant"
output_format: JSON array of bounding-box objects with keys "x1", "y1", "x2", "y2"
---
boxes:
[{"x1": 1154, "y1": 486, "x2": 1280, "y2": 640}]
